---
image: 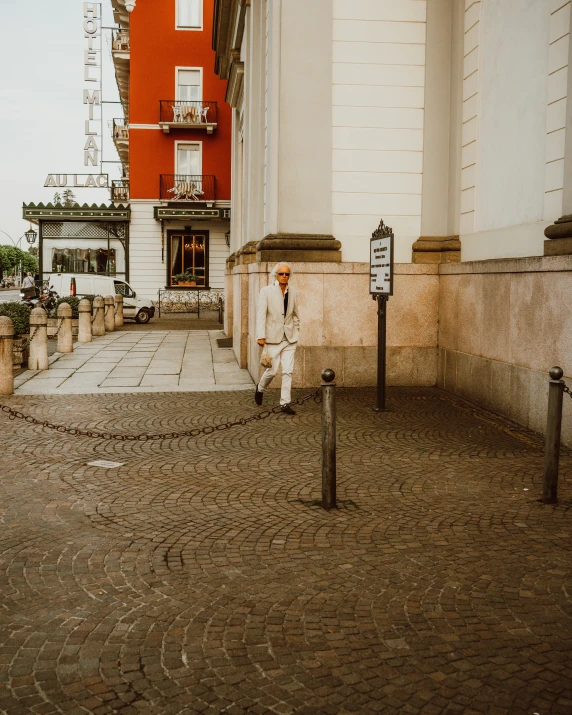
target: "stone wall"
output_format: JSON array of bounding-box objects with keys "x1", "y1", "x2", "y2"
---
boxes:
[
  {"x1": 438, "y1": 255, "x2": 572, "y2": 443},
  {"x1": 245, "y1": 262, "x2": 439, "y2": 388}
]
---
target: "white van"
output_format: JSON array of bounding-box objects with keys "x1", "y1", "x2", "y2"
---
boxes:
[{"x1": 47, "y1": 274, "x2": 156, "y2": 324}]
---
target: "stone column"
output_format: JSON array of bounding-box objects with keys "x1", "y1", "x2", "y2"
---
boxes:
[
  {"x1": 0, "y1": 316, "x2": 14, "y2": 395},
  {"x1": 114, "y1": 294, "x2": 124, "y2": 328},
  {"x1": 28, "y1": 307, "x2": 48, "y2": 371},
  {"x1": 545, "y1": 23, "x2": 572, "y2": 254},
  {"x1": 56, "y1": 302, "x2": 73, "y2": 354},
  {"x1": 257, "y1": 0, "x2": 340, "y2": 263},
  {"x1": 104, "y1": 296, "x2": 115, "y2": 332},
  {"x1": 413, "y1": 0, "x2": 461, "y2": 265},
  {"x1": 92, "y1": 296, "x2": 105, "y2": 337},
  {"x1": 78, "y1": 299, "x2": 92, "y2": 343}
]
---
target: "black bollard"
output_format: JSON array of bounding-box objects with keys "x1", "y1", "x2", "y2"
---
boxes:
[
  {"x1": 321, "y1": 368, "x2": 337, "y2": 510},
  {"x1": 542, "y1": 366, "x2": 565, "y2": 504}
]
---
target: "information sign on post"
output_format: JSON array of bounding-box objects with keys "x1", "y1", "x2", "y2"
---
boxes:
[{"x1": 370, "y1": 219, "x2": 394, "y2": 411}]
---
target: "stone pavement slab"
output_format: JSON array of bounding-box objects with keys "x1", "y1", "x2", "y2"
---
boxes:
[
  {"x1": 0, "y1": 387, "x2": 570, "y2": 714},
  {"x1": 14, "y1": 329, "x2": 253, "y2": 395}
]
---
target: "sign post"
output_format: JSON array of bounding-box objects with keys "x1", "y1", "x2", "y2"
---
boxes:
[{"x1": 370, "y1": 219, "x2": 394, "y2": 411}]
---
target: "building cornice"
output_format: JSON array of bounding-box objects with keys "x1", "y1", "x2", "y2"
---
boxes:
[
  {"x1": 226, "y1": 55, "x2": 244, "y2": 108},
  {"x1": 213, "y1": 0, "x2": 247, "y2": 79}
]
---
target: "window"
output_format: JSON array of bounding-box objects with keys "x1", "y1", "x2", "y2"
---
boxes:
[
  {"x1": 168, "y1": 231, "x2": 208, "y2": 287},
  {"x1": 52, "y1": 247, "x2": 116, "y2": 275},
  {"x1": 177, "y1": 69, "x2": 201, "y2": 102},
  {"x1": 177, "y1": 0, "x2": 202, "y2": 29},
  {"x1": 177, "y1": 143, "x2": 201, "y2": 176}
]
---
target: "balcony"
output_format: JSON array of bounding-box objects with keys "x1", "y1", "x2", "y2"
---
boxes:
[
  {"x1": 160, "y1": 175, "x2": 216, "y2": 204},
  {"x1": 159, "y1": 101, "x2": 218, "y2": 134},
  {"x1": 111, "y1": 29, "x2": 130, "y2": 110},
  {"x1": 111, "y1": 118, "x2": 129, "y2": 166},
  {"x1": 111, "y1": 179, "x2": 129, "y2": 203}
]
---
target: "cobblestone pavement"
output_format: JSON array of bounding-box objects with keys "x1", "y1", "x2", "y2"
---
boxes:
[{"x1": 0, "y1": 387, "x2": 570, "y2": 714}]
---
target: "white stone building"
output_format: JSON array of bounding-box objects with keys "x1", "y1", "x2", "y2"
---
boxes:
[{"x1": 213, "y1": 0, "x2": 572, "y2": 440}]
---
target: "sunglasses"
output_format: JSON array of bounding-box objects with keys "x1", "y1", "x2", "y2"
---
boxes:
[{"x1": 277, "y1": 272, "x2": 290, "y2": 276}]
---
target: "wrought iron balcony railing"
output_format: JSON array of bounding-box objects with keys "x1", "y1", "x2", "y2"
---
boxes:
[
  {"x1": 160, "y1": 175, "x2": 216, "y2": 203},
  {"x1": 112, "y1": 29, "x2": 130, "y2": 53},
  {"x1": 159, "y1": 101, "x2": 218, "y2": 134},
  {"x1": 112, "y1": 118, "x2": 129, "y2": 141},
  {"x1": 111, "y1": 179, "x2": 129, "y2": 203}
]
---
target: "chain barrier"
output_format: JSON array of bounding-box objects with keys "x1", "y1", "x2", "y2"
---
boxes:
[
  {"x1": 0, "y1": 390, "x2": 322, "y2": 441},
  {"x1": 104, "y1": 304, "x2": 111, "y2": 317},
  {"x1": 564, "y1": 383, "x2": 571, "y2": 400},
  {"x1": 91, "y1": 306, "x2": 102, "y2": 324},
  {"x1": 13, "y1": 327, "x2": 39, "y2": 353},
  {"x1": 52, "y1": 319, "x2": 64, "y2": 339}
]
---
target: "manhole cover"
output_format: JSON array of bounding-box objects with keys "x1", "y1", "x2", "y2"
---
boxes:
[{"x1": 87, "y1": 460, "x2": 124, "y2": 469}]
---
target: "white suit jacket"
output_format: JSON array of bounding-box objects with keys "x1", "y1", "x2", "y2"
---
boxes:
[{"x1": 256, "y1": 282, "x2": 300, "y2": 344}]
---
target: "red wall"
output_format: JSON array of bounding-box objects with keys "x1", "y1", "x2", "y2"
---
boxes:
[{"x1": 129, "y1": 0, "x2": 231, "y2": 200}]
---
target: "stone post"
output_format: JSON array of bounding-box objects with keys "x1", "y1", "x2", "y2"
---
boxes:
[
  {"x1": 78, "y1": 299, "x2": 92, "y2": 343},
  {"x1": 0, "y1": 316, "x2": 14, "y2": 395},
  {"x1": 57, "y1": 302, "x2": 73, "y2": 354},
  {"x1": 92, "y1": 296, "x2": 105, "y2": 337},
  {"x1": 114, "y1": 294, "x2": 124, "y2": 328},
  {"x1": 104, "y1": 295, "x2": 115, "y2": 333},
  {"x1": 28, "y1": 307, "x2": 48, "y2": 371}
]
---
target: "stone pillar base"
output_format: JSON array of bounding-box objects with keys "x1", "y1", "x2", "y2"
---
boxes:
[
  {"x1": 412, "y1": 236, "x2": 461, "y2": 264},
  {"x1": 544, "y1": 238, "x2": 572, "y2": 256},
  {"x1": 256, "y1": 234, "x2": 342, "y2": 263}
]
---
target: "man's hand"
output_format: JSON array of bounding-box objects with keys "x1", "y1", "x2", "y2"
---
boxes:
[{"x1": 257, "y1": 339, "x2": 266, "y2": 346}]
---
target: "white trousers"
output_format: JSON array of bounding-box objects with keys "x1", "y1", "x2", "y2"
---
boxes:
[{"x1": 258, "y1": 340, "x2": 297, "y2": 405}]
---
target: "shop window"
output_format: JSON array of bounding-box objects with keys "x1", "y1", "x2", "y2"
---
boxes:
[
  {"x1": 176, "y1": 0, "x2": 202, "y2": 29},
  {"x1": 51, "y1": 248, "x2": 116, "y2": 275},
  {"x1": 169, "y1": 232, "x2": 207, "y2": 287}
]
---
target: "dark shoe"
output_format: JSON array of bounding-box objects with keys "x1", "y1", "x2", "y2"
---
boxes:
[
  {"x1": 281, "y1": 404, "x2": 296, "y2": 415},
  {"x1": 255, "y1": 386, "x2": 263, "y2": 406}
]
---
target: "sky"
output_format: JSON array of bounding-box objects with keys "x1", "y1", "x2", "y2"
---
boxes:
[{"x1": 0, "y1": 0, "x2": 121, "y2": 247}]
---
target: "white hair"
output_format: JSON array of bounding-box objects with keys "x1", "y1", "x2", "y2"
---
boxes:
[{"x1": 270, "y1": 262, "x2": 293, "y2": 282}]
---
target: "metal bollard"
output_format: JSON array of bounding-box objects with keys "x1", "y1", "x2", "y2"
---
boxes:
[
  {"x1": 321, "y1": 368, "x2": 337, "y2": 510},
  {"x1": 57, "y1": 302, "x2": 73, "y2": 354},
  {"x1": 542, "y1": 366, "x2": 565, "y2": 504},
  {"x1": 28, "y1": 307, "x2": 48, "y2": 371},
  {"x1": 0, "y1": 316, "x2": 14, "y2": 395},
  {"x1": 92, "y1": 296, "x2": 105, "y2": 337},
  {"x1": 114, "y1": 294, "x2": 124, "y2": 328},
  {"x1": 78, "y1": 299, "x2": 92, "y2": 343},
  {"x1": 104, "y1": 295, "x2": 115, "y2": 333}
]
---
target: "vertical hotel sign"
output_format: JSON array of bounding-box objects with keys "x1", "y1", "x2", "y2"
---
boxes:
[{"x1": 83, "y1": 2, "x2": 102, "y2": 167}]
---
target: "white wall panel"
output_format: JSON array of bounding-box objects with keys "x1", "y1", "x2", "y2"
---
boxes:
[
  {"x1": 333, "y1": 172, "x2": 422, "y2": 195},
  {"x1": 333, "y1": 127, "x2": 423, "y2": 151},
  {"x1": 333, "y1": 0, "x2": 426, "y2": 23},
  {"x1": 333, "y1": 19, "x2": 425, "y2": 44},
  {"x1": 333, "y1": 106, "x2": 424, "y2": 129},
  {"x1": 332, "y1": 41, "x2": 425, "y2": 66},
  {"x1": 333, "y1": 84, "x2": 424, "y2": 108},
  {"x1": 333, "y1": 149, "x2": 423, "y2": 174},
  {"x1": 332, "y1": 1, "x2": 427, "y2": 263}
]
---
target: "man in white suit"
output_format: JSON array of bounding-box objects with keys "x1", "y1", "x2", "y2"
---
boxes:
[{"x1": 255, "y1": 262, "x2": 299, "y2": 414}]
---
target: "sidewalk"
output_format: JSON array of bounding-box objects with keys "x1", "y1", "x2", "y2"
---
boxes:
[
  {"x1": 14, "y1": 329, "x2": 253, "y2": 394},
  {"x1": 0, "y1": 386, "x2": 570, "y2": 713}
]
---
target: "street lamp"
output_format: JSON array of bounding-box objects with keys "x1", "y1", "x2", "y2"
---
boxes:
[{"x1": 25, "y1": 227, "x2": 37, "y2": 245}]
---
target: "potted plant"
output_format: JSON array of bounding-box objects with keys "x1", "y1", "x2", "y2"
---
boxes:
[{"x1": 173, "y1": 272, "x2": 199, "y2": 287}]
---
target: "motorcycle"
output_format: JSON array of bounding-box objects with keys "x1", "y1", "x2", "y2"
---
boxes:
[{"x1": 20, "y1": 287, "x2": 59, "y2": 313}]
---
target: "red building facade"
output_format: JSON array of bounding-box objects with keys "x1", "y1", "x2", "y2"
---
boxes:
[{"x1": 111, "y1": 0, "x2": 231, "y2": 298}]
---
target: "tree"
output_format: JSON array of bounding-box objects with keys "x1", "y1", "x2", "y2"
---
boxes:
[
  {"x1": 53, "y1": 192, "x2": 62, "y2": 206},
  {"x1": 62, "y1": 190, "x2": 78, "y2": 207},
  {"x1": 0, "y1": 245, "x2": 38, "y2": 276}
]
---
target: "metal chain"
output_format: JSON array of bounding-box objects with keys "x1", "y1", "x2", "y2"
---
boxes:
[
  {"x1": 52, "y1": 319, "x2": 64, "y2": 339},
  {"x1": 564, "y1": 383, "x2": 571, "y2": 399},
  {"x1": 0, "y1": 390, "x2": 322, "y2": 441},
  {"x1": 91, "y1": 306, "x2": 102, "y2": 324},
  {"x1": 13, "y1": 327, "x2": 39, "y2": 353},
  {"x1": 104, "y1": 304, "x2": 111, "y2": 317}
]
